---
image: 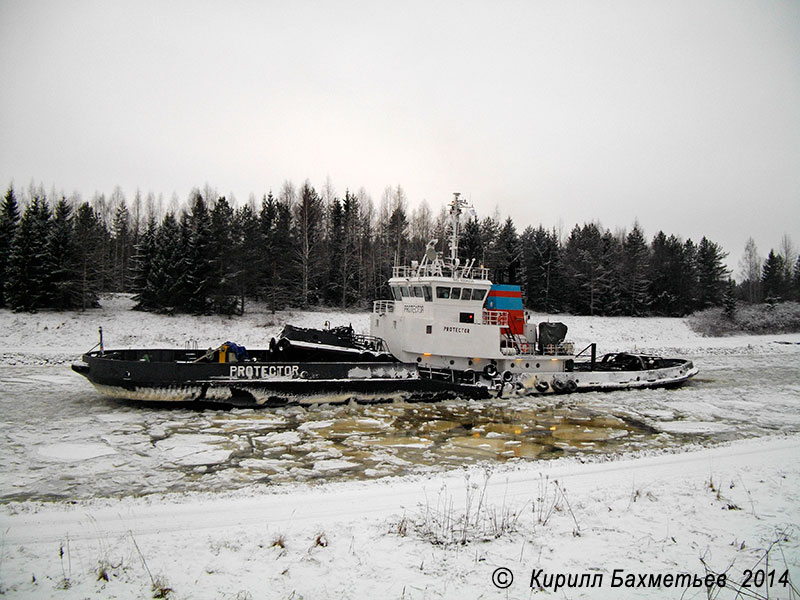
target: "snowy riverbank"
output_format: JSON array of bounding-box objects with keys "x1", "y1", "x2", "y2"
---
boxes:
[
  {"x1": 1, "y1": 436, "x2": 798, "y2": 599},
  {"x1": 0, "y1": 298, "x2": 798, "y2": 598},
  {"x1": 3, "y1": 293, "x2": 799, "y2": 364}
]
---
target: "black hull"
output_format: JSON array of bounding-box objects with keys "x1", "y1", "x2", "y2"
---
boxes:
[{"x1": 72, "y1": 349, "x2": 490, "y2": 406}]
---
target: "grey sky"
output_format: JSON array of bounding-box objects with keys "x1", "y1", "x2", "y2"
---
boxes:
[{"x1": 2, "y1": 0, "x2": 799, "y2": 273}]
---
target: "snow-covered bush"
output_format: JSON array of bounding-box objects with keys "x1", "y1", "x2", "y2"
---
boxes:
[{"x1": 688, "y1": 301, "x2": 800, "y2": 336}]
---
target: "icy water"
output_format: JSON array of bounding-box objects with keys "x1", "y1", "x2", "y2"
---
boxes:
[{"x1": 1, "y1": 350, "x2": 799, "y2": 502}]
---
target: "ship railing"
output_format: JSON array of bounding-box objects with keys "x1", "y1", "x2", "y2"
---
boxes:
[
  {"x1": 391, "y1": 265, "x2": 491, "y2": 280},
  {"x1": 373, "y1": 300, "x2": 397, "y2": 315},
  {"x1": 353, "y1": 334, "x2": 390, "y2": 354},
  {"x1": 482, "y1": 309, "x2": 509, "y2": 326}
]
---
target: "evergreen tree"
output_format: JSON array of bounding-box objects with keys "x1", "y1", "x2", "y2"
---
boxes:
[
  {"x1": 519, "y1": 225, "x2": 562, "y2": 313},
  {"x1": 72, "y1": 203, "x2": 104, "y2": 309},
  {"x1": 678, "y1": 239, "x2": 699, "y2": 314},
  {"x1": 459, "y1": 216, "x2": 483, "y2": 266},
  {"x1": 597, "y1": 229, "x2": 623, "y2": 315},
  {"x1": 5, "y1": 197, "x2": 53, "y2": 311},
  {"x1": 47, "y1": 197, "x2": 81, "y2": 308},
  {"x1": 208, "y1": 196, "x2": 237, "y2": 313},
  {"x1": 131, "y1": 214, "x2": 157, "y2": 310},
  {"x1": 259, "y1": 193, "x2": 278, "y2": 306},
  {"x1": 0, "y1": 185, "x2": 21, "y2": 307},
  {"x1": 144, "y1": 213, "x2": 185, "y2": 310},
  {"x1": 261, "y1": 194, "x2": 295, "y2": 312},
  {"x1": 695, "y1": 237, "x2": 729, "y2": 310},
  {"x1": 324, "y1": 196, "x2": 344, "y2": 305},
  {"x1": 232, "y1": 203, "x2": 262, "y2": 314},
  {"x1": 648, "y1": 233, "x2": 688, "y2": 316},
  {"x1": 479, "y1": 216, "x2": 500, "y2": 270},
  {"x1": 722, "y1": 278, "x2": 737, "y2": 320},
  {"x1": 181, "y1": 193, "x2": 214, "y2": 313},
  {"x1": 563, "y1": 223, "x2": 607, "y2": 315},
  {"x1": 492, "y1": 217, "x2": 520, "y2": 284},
  {"x1": 338, "y1": 190, "x2": 360, "y2": 307},
  {"x1": 793, "y1": 255, "x2": 800, "y2": 301},
  {"x1": 111, "y1": 203, "x2": 131, "y2": 292},
  {"x1": 761, "y1": 249, "x2": 787, "y2": 302},
  {"x1": 621, "y1": 224, "x2": 650, "y2": 316}
]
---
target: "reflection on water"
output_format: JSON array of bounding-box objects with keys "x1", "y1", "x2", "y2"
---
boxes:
[{"x1": 2, "y1": 353, "x2": 799, "y2": 502}]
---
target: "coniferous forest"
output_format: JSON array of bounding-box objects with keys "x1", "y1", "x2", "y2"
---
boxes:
[{"x1": 1, "y1": 182, "x2": 799, "y2": 317}]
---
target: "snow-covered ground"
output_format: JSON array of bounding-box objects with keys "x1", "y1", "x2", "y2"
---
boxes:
[{"x1": 0, "y1": 296, "x2": 798, "y2": 598}]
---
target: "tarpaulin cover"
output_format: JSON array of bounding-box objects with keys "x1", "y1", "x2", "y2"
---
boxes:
[
  {"x1": 538, "y1": 322, "x2": 568, "y2": 347},
  {"x1": 224, "y1": 341, "x2": 249, "y2": 361}
]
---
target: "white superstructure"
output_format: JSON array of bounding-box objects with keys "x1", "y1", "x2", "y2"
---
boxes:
[{"x1": 370, "y1": 193, "x2": 575, "y2": 391}]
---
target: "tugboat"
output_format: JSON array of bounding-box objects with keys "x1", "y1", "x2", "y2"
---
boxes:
[
  {"x1": 370, "y1": 193, "x2": 697, "y2": 395},
  {"x1": 72, "y1": 193, "x2": 697, "y2": 406}
]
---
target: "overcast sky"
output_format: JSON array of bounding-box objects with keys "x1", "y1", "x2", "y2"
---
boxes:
[{"x1": 1, "y1": 0, "x2": 799, "y2": 273}]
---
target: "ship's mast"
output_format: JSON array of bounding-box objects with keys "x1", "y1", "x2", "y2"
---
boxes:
[{"x1": 448, "y1": 192, "x2": 468, "y2": 263}]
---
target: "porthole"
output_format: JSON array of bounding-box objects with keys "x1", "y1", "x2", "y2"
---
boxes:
[
  {"x1": 449, "y1": 360, "x2": 454, "y2": 365},
  {"x1": 525, "y1": 363, "x2": 530, "y2": 368},
  {"x1": 536, "y1": 363, "x2": 540, "y2": 368},
  {"x1": 416, "y1": 357, "x2": 422, "y2": 362},
  {"x1": 468, "y1": 360, "x2": 473, "y2": 366}
]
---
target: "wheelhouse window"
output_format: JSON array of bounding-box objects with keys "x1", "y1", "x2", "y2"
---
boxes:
[
  {"x1": 461, "y1": 288, "x2": 472, "y2": 300},
  {"x1": 472, "y1": 289, "x2": 487, "y2": 301},
  {"x1": 436, "y1": 286, "x2": 450, "y2": 299},
  {"x1": 423, "y1": 286, "x2": 432, "y2": 302},
  {"x1": 412, "y1": 286, "x2": 423, "y2": 298},
  {"x1": 391, "y1": 287, "x2": 402, "y2": 301},
  {"x1": 450, "y1": 287, "x2": 461, "y2": 300},
  {"x1": 400, "y1": 286, "x2": 410, "y2": 297}
]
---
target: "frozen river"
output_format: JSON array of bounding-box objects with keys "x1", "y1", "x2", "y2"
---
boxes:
[{"x1": 1, "y1": 348, "x2": 799, "y2": 502}]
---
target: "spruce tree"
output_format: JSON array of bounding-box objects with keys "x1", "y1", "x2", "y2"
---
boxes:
[
  {"x1": 479, "y1": 216, "x2": 500, "y2": 272},
  {"x1": 459, "y1": 216, "x2": 483, "y2": 266},
  {"x1": 598, "y1": 229, "x2": 622, "y2": 315},
  {"x1": 793, "y1": 255, "x2": 800, "y2": 301},
  {"x1": 208, "y1": 197, "x2": 237, "y2": 313},
  {"x1": 5, "y1": 197, "x2": 53, "y2": 311},
  {"x1": 144, "y1": 213, "x2": 185, "y2": 311},
  {"x1": 324, "y1": 196, "x2": 344, "y2": 305},
  {"x1": 563, "y1": 223, "x2": 607, "y2": 315},
  {"x1": 722, "y1": 278, "x2": 737, "y2": 320},
  {"x1": 621, "y1": 224, "x2": 650, "y2": 316},
  {"x1": 131, "y1": 214, "x2": 157, "y2": 310},
  {"x1": 181, "y1": 193, "x2": 214, "y2": 313},
  {"x1": 73, "y1": 203, "x2": 103, "y2": 309},
  {"x1": 339, "y1": 190, "x2": 360, "y2": 308},
  {"x1": 0, "y1": 185, "x2": 21, "y2": 307},
  {"x1": 48, "y1": 197, "x2": 81, "y2": 309},
  {"x1": 520, "y1": 225, "x2": 562, "y2": 313},
  {"x1": 679, "y1": 239, "x2": 699, "y2": 314},
  {"x1": 648, "y1": 233, "x2": 690, "y2": 316},
  {"x1": 232, "y1": 203, "x2": 262, "y2": 314},
  {"x1": 111, "y1": 203, "x2": 131, "y2": 292},
  {"x1": 695, "y1": 237, "x2": 728, "y2": 310},
  {"x1": 761, "y1": 249, "x2": 786, "y2": 302},
  {"x1": 493, "y1": 217, "x2": 520, "y2": 284}
]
